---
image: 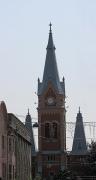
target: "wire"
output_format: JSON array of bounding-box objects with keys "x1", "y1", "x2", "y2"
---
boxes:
[
  {"x1": 15, "y1": 114, "x2": 96, "y2": 125},
  {"x1": 32, "y1": 134, "x2": 96, "y2": 140}
]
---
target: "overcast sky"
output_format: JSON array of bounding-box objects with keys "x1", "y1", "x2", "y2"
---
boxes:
[{"x1": 0, "y1": 0, "x2": 96, "y2": 148}]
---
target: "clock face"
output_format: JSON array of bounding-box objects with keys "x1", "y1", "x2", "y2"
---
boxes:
[{"x1": 47, "y1": 97, "x2": 54, "y2": 105}]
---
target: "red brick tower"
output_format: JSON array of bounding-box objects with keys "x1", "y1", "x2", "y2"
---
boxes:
[{"x1": 37, "y1": 24, "x2": 66, "y2": 178}]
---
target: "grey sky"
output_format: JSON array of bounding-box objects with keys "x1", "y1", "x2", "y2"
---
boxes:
[{"x1": 0, "y1": 0, "x2": 96, "y2": 127}]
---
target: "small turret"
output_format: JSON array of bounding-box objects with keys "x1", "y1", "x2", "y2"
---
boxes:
[
  {"x1": 25, "y1": 109, "x2": 36, "y2": 155},
  {"x1": 71, "y1": 107, "x2": 87, "y2": 155}
]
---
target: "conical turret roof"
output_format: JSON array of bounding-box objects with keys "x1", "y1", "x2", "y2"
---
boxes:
[
  {"x1": 25, "y1": 109, "x2": 36, "y2": 155},
  {"x1": 71, "y1": 107, "x2": 87, "y2": 155},
  {"x1": 38, "y1": 23, "x2": 65, "y2": 95}
]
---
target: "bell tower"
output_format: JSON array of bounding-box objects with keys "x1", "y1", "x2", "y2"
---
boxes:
[{"x1": 37, "y1": 24, "x2": 66, "y2": 178}]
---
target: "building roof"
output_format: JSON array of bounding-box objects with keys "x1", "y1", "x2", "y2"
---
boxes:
[
  {"x1": 71, "y1": 107, "x2": 87, "y2": 155},
  {"x1": 25, "y1": 109, "x2": 36, "y2": 156},
  {"x1": 38, "y1": 23, "x2": 65, "y2": 95},
  {"x1": 8, "y1": 113, "x2": 31, "y2": 143}
]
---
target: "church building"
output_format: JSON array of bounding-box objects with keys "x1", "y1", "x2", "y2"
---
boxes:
[{"x1": 37, "y1": 24, "x2": 66, "y2": 178}]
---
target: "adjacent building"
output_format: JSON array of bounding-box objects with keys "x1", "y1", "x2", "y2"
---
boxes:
[
  {"x1": 8, "y1": 113, "x2": 32, "y2": 180},
  {"x1": 25, "y1": 109, "x2": 37, "y2": 179},
  {"x1": 0, "y1": 101, "x2": 8, "y2": 180},
  {"x1": 0, "y1": 101, "x2": 32, "y2": 180}
]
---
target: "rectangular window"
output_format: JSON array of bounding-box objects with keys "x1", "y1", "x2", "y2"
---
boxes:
[
  {"x1": 48, "y1": 155, "x2": 50, "y2": 161},
  {"x1": 13, "y1": 139, "x2": 15, "y2": 152},
  {"x1": 2, "y1": 163, "x2": 6, "y2": 179},
  {"x1": 47, "y1": 155, "x2": 55, "y2": 161},
  {"x1": 9, "y1": 164, "x2": 12, "y2": 180},
  {"x1": 9, "y1": 138, "x2": 11, "y2": 151},
  {"x1": 2, "y1": 135, "x2": 5, "y2": 149},
  {"x1": 13, "y1": 165, "x2": 15, "y2": 180}
]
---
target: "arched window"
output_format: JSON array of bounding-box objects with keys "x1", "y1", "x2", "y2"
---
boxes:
[
  {"x1": 53, "y1": 123, "x2": 57, "y2": 138},
  {"x1": 45, "y1": 123, "x2": 50, "y2": 138}
]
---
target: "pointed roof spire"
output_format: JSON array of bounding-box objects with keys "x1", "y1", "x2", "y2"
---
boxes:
[
  {"x1": 47, "y1": 22, "x2": 55, "y2": 50},
  {"x1": 49, "y1": 22, "x2": 52, "y2": 33},
  {"x1": 63, "y1": 76, "x2": 65, "y2": 83},
  {"x1": 38, "y1": 23, "x2": 65, "y2": 95},
  {"x1": 25, "y1": 110, "x2": 36, "y2": 155},
  {"x1": 71, "y1": 108, "x2": 87, "y2": 155},
  {"x1": 28, "y1": 108, "x2": 29, "y2": 115}
]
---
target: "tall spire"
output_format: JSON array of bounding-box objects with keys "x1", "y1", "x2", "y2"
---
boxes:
[
  {"x1": 38, "y1": 24, "x2": 65, "y2": 95},
  {"x1": 46, "y1": 22, "x2": 55, "y2": 50},
  {"x1": 71, "y1": 108, "x2": 87, "y2": 155}
]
